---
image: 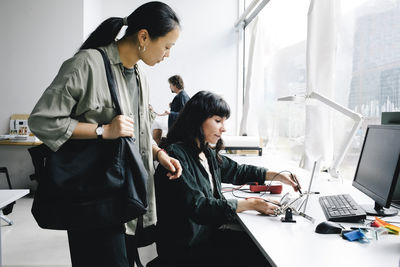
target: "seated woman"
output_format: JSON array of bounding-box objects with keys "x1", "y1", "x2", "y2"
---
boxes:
[{"x1": 154, "y1": 91, "x2": 301, "y2": 267}]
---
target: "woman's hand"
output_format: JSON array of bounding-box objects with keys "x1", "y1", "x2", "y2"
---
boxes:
[
  {"x1": 266, "y1": 171, "x2": 301, "y2": 192},
  {"x1": 237, "y1": 198, "x2": 279, "y2": 215},
  {"x1": 103, "y1": 115, "x2": 134, "y2": 139},
  {"x1": 157, "y1": 150, "x2": 182, "y2": 179}
]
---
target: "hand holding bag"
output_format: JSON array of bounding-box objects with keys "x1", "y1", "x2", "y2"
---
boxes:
[{"x1": 29, "y1": 48, "x2": 148, "y2": 230}]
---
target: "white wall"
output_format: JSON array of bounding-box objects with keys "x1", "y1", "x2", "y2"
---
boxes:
[
  {"x1": 0, "y1": 0, "x2": 84, "y2": 189},
  {"x1": 0, "y1": 0, "x2": 239, "y2": 189},
  {"x1": 0, "y1": 0, "x2": 84, "y2": 133},
  {"x1": 84, "y1": 0, "x2": 239, "y2": 132}
]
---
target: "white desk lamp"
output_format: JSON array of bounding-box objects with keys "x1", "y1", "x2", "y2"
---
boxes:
[{"x1": 278, "y1": 91, "x2": 363, "y2": 179}]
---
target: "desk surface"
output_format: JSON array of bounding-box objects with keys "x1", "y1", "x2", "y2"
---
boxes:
[
  {"x1": 224, "y1": 155, "x2": 400, "y2": 267},
  {"x1": 0, "y1": 189, "x2": 29, "y2": 267},
  {"x1": 0, "y1": 140, "x2": 42, "y2": 146},
  {"x1": 0, "y1": 190, "x2": 30, "y2": 208}
]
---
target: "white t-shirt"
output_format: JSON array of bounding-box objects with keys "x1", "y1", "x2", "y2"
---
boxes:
[
  {"x1": 151, "y1": 115, "x2": 168, "y2": 137},
  {"x1": 199, "y1": 157, "x2": 215, "y2": 195}
]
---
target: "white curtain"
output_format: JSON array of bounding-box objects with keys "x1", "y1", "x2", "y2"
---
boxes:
[
  {"x1": 301, "y1": 0, "x2": 338, "y2": 171},
  {"x1": 239, "y1": 17, "x2": 265, "y2": 136}
]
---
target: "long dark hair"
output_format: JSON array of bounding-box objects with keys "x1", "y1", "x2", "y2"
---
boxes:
[
  {"x1": 80, "y1": 1, "x2": 180, "y2": 50},
  {"x1": 166, "y1": 91, "x2": 230, "y2": 160}
]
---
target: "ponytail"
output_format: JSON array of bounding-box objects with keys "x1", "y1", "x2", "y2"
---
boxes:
[
  {"x1": 79, "y1": 2, "x2": 180, "y2": 51},
  {"x1": 80, "y1": 17, "x2": 124, "y2": 50}
]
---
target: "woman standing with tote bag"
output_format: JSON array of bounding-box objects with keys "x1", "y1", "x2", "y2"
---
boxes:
[{"x1": 28, "y1": 2, "x2": 182, "y2": 266}]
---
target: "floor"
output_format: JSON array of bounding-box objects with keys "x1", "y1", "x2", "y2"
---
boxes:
[{"x1": 1, "y1": 197, "x2": 157, "y2": 267}]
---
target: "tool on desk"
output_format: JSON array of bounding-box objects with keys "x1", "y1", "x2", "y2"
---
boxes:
[
  {"x1": 293, "y1": 209, "x2": 315, "y2": 223},
  {"x1": 296, "y1": 191, "x2": 320, "y2": 196},
  {"x1": 281, "y1": 207, "x2": 296, "y2": 223},
  {"x1": 372, "y1": 217, "x2": 400, "y2": 234},
  {"x1": 275, "y1": 161, "x2": 318, "y2": 223},
  {"x1": 342, "y1": 229, "x2": 370, "y2": 243},
  {"x1": 249, "y1": 182, "x2": 283, "y2": 194},
  {"x1": 274, "y1": 192, "x2": 316, "y2": 223},
  {"x1": 298, "y1": 161, "x2": 317, "y2": 213},
  {"x1": 350, "y1": 227, "x2": 372, "y2": 231}
]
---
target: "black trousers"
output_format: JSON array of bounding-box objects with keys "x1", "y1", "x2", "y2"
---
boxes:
[
  {"x1": 125, "y1": 234, "x2": 142, "y2": 267},
  {"x1": 160, "y1": 229, "x2": 272, "y2": 267},
  {"x1": 67, "y1": 225, "x2": 129, "y2": 267}
]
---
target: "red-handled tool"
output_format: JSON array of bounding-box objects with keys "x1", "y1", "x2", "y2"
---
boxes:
[{"x1": 249, "y1": 183, "x2": 282, "y2": 194}]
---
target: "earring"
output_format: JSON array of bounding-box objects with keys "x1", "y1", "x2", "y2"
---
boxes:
[{"x1": 138, "y1": 45, "x2": 146, "y2": 52}]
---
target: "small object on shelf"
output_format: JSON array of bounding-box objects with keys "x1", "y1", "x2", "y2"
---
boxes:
[{"x1": 9, "y1": 114, "x2": 31, "y2": 136}]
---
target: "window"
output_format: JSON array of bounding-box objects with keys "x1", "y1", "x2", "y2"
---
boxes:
[
  {"x1": 335, "y1": 0, "x2": 400, "y2": 178},
  {"x1": 242, "y1": 0, "x2": 400, "y2": 179},
  {"x1": 243, "y1": 0, "x2": 309, "y2": 162}
]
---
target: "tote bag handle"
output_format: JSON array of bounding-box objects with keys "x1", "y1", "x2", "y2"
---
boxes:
[{"x1": 95, "y1": 48, "x2": 123, "y2": 116}]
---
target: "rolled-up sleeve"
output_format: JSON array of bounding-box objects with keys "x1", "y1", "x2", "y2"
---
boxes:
[{"x1": 28, "y1": 57, "x2": 87, "y2": 152}]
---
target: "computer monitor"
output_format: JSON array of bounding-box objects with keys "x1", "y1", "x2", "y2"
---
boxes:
[
  {"x1": 352, "y1": 125, "x2": 400, "y2": 216},
  {"x1": 381, "y1": 111, "x2": 400, "y2": 124},
  {"x1": 381, "y1": 112, "x2": 400, "y2": 208}
]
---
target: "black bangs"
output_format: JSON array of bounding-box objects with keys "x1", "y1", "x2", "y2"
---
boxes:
[
  {"x1": 209, "y1": 96, "x2": 230, "y2": 119},
  {"x1": 166, "y1": 90, "x2": 231, "y2": 152},
  {"x1": 197, "y1": 91, "x2": 230, "y2": 120}
]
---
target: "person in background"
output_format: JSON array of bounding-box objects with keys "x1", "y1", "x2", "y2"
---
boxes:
[
  {"x1": 165, "y1": 74, "x2": 190, "y2": 129},
  {"x1": 28, "y1": 2, "x2": 182, "y2": 267},
  {"x1": 154, "y1": 91, "x2": 301, "y2": 267}
]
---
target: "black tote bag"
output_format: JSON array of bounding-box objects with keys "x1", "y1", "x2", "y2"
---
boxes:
[{"x1": 28, "y1": 48, "x2": 148, "y2": 230}]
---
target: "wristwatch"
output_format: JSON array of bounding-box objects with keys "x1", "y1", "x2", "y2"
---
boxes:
[{"x1": 95, "y1": 124, "x2": 104, "y2": 140}]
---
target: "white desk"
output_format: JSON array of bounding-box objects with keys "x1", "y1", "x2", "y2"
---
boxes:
[
  {"x1": 0, "y1": 189, "x2": 29, "y2": 267},
  {"x1": 224, "y1": 155, "x2": 400, "y2": 267}
]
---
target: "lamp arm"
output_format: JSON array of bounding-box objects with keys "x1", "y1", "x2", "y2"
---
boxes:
[
  {"x1": 329, "y1": 118, "x2": 363, "y2": 178},
  {"x1": 309, "y1": 92, "x2": 362, "y2": 121},
  {"x1": 308, "y1": 91, "x2": 363, "y2": 178}
]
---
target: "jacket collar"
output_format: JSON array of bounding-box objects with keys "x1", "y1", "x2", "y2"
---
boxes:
[{"x1": 102, "y1": 42, "x2": 122, "y2": 66}]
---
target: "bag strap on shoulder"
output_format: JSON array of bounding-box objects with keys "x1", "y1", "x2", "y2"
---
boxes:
[
  {"x1": 95, "y1": 48, "x2": 122, "y2": 116},
  {"x1": 95, "y1": 48, "x2": 145, "y2": 267}
]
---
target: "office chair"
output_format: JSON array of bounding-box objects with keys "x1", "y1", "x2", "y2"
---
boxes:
[{"x1": 0, "y1": 167, "x2": 15, "y2": 225}]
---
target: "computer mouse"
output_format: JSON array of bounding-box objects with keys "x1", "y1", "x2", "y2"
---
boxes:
[{"x1": 315, "y1": 221, "x2": 343, "y2": 234}]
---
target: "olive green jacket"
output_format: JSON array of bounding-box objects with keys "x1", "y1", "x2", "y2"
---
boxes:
[
  {"x1": 154, "y1": 142, "x2": 267, "y2": 259},
  {"x1": 28, "y1": 42, "x2": 156, "y2": 233}
]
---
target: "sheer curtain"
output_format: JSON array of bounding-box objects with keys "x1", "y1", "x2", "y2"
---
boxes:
[
  {"x1": 301, "y1": 0, "x2": 338, "y2": 171},
  {"x1": 242, "y1": 0, "x2": 309, "y2": 159},
  {"x1": 239, "y1": 17, "x2": 265, "y2": 136}
]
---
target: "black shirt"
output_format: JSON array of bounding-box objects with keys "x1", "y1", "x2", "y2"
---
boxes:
[
  {"x1": 154, "y1": 142, "x2": 267, "y2": 262},
  {"x1": 168, "y1": 90, "x2": 190, "y2": 128}
]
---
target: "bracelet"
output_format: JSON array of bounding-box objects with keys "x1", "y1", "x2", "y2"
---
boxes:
[{"x1": 155, "y1": 148, "x2": 166, "y2": 162}]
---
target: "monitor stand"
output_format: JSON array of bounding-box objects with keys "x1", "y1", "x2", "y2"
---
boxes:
[{"x1": 362, "y1": 202, "x2": 399, "y2": 217}]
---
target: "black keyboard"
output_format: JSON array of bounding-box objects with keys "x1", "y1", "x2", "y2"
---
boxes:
[{"x1": 319, "y1": 194, "x2": 367, "y2": 222}]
